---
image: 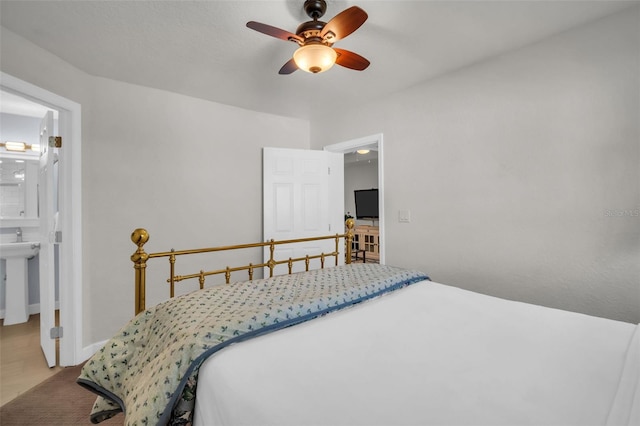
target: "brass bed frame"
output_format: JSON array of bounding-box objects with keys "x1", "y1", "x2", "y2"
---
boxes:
[{"x1": 131, "y1": 219, "x2": 355, "y2": 315}]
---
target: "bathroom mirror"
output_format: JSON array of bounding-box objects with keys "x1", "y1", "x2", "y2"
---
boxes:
[{"x1": 0, "y1": 157, "x2": 39, "y2": 219}]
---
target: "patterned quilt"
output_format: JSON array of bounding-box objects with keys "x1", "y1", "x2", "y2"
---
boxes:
[{"x1": 77, "y1": 263, "x2": 429, "y2": 425}]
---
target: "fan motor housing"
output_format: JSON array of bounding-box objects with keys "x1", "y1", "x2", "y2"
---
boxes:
[{"x1": 296, "y1": 21, "x2": 326, "y2": 39}]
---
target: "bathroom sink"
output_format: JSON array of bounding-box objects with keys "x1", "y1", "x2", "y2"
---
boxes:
[
  {"x1": 0, "y1": 241, "x2": 40, "y2": 258},
  {"x1": 1, "y1": 241, "x2": 40, "y2": 325}
]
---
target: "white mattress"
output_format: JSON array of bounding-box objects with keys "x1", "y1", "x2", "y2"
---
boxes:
[{"x1": 193, "y1": 280, "x2": 639, "y2": 426}]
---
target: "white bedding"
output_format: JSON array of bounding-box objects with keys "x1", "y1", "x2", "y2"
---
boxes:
[{"x1": 193, "y1": 280, "x2": 639, "y2": 426}]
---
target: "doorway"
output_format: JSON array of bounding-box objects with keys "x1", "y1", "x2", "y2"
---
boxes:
[
  {"x1": 0, "y1": 72, "x2": 82, "y2": 367},
  {"x1": 323, "y1": 133, "x2": 385, "y2": 264},
  {"x1": 0, "y1": 94, "x2": 59, "y2": 369}
]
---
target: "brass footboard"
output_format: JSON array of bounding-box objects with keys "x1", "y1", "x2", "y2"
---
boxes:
[{"x1": 131, "y1": 219, "x2": 355, "y2": 315}]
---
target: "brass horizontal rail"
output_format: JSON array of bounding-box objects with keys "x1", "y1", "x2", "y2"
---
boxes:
[{"x1": 147, "y1": 233, "x2": 345, "y2": 259}]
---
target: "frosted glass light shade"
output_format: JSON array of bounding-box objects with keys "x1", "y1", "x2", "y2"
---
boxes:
[{"x1": 293, "y1": 44, "x2": 337, "y2": 74}]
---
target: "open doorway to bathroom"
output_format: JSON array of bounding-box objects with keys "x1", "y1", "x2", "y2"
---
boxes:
[
  {"x1": 0, "y1": 91, "x2": 60, "y2": 373},
  {"x1": 0, "y1": 73, "x2": 83, "y2": 373}
]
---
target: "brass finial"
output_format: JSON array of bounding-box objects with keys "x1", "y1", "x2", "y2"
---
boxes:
[
  {"x1": 131, "y1": 228, "x2": 149, "y2": 247},
  {"x1": 345, "y1": 218, "x2": 355, "y2": 231}
]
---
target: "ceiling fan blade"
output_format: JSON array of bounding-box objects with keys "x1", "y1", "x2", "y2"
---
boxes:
[
  {"x1": 246, "y1": 21, "x2": 303, "y2": 44},
  {"x1": 320, "y1": 6, "x2": 368, "y2": 42},
  {"x1": 334, "y1": 48, "x2": 370, "y2": 71},
  {"x1": 279, "y1": 58, "x2": 299, "y2": 75}
]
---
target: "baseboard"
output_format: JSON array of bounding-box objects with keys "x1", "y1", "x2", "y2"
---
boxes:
[{"x1": 80, "y1": 340, "x2": 108, "y2": 364}]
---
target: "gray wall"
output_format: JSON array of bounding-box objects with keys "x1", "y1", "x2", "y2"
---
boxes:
[
  {"x1": 312, "y1": 9, "x2": 640, "y2": 324},
  {"x1": 0, "y1": 113, "x2": 40, "y2": 145},
  {"x1": 84, "y1": 77, "x2": 310, "y2": 336}
]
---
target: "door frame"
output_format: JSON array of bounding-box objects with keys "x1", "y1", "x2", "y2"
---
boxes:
[
  {"x1": 323, "y1": 133, "x2": 385, "y2": 264},
  {"x1": 1, "y1": 72, "x2": 83, "y2": 366}
]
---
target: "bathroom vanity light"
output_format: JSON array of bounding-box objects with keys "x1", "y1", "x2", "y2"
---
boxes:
[
  {"x1": 1, "y1": 141, "x2": 40, "y2": 152},
  {"x1": 2, "y1": 141, "x2": 26, "y2": 152}
]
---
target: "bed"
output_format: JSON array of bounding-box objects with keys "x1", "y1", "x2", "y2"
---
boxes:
[{"x1": 77, "y1": 221, "x2": 639, "y2": 426}]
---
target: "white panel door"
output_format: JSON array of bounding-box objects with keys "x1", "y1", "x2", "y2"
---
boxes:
[
  {"x1": 263, "y1": 148, "x2": 344, "y2": 276},
  {"x1": 38, "y1": 111, "x2": 56, "y2": 368}
]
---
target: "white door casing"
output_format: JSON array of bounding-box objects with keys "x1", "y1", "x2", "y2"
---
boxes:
[
  {"x1": 38, "y1": 111, "x2": 56, "y2": 367},
  {"x1": 263, "y1": 147, "x2": 344, "y2": 276}
]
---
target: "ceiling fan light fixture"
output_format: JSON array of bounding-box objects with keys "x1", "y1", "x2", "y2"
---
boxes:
[{"x1": 293, "y1": 44, "x2": 337, "y2": 73}]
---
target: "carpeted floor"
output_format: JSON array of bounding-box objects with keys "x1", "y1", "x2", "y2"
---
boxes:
[{"x1": 0, "y1": 363, "x2": 124, "y2": 425}]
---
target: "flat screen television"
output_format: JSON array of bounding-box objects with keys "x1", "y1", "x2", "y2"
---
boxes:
[{"x1": 354, "y1": 189, "x2": 379, "y2": 220}]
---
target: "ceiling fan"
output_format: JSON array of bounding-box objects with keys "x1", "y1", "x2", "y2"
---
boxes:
[{"x1": 246, "y1": 0, "x2": 370, "y2": 75}]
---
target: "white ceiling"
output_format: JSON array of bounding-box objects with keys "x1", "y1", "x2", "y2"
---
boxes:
[{"x1": 0, "y1": 0, "x2": 634, "y2": 120}]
